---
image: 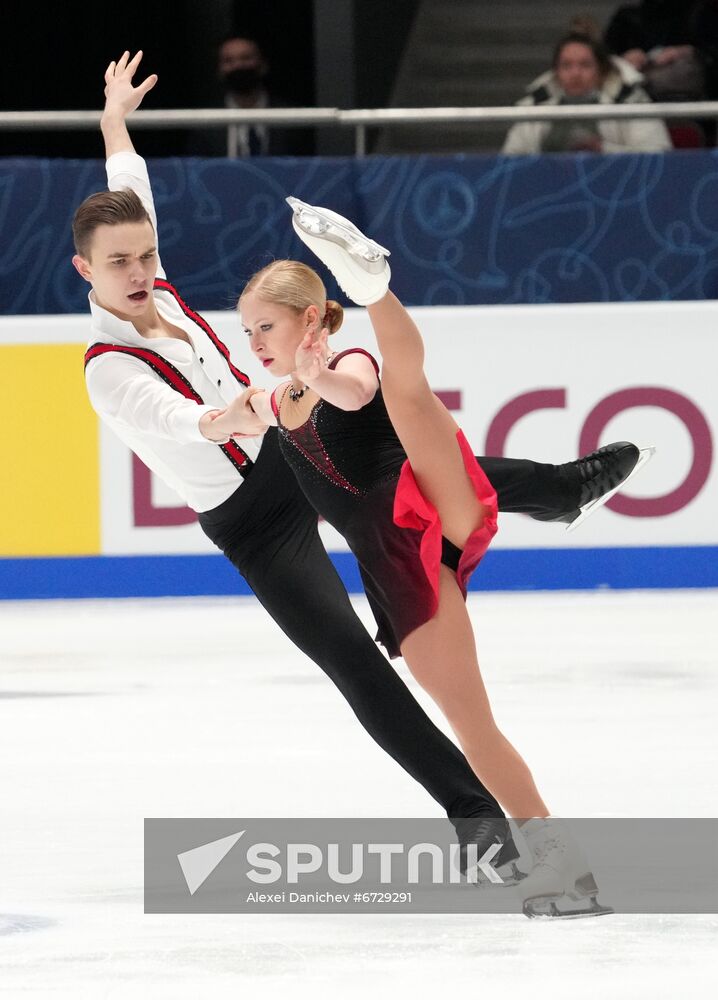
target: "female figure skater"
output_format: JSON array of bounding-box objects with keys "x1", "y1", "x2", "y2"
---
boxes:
[{"x1": 230, "y1": 201, "x2": 612, "y2": 918}]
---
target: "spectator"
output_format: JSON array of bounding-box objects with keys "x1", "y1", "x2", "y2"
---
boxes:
[
  {"x1": 189, "y1": 34, "x2": 312, "y2": 157},
  {"x1": 605, "y1": 0, "x2": 718, "y2": 144},
  {"x1": 605, "y1": 0, "x2": 718, "y2": 102},
  {"x1": 502, "y1": 31, "x2": 672, "y2": 155}
]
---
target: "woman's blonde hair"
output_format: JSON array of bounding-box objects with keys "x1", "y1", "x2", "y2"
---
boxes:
[{"x1": 239, "y1": 259, "x2": 344, "y2": 333}]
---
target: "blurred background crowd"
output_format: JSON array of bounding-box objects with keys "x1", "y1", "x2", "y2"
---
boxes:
[{"x1": 2, "y1": 0, "x2": 717, "y2": 158}]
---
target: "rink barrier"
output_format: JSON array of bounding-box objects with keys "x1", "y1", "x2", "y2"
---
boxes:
[
  {"x1": 1, "y1": 547, "x2": 716, "y2": 600},
  {"x1": 5, "y1": 150, "x2": 718, "y2": 314}
]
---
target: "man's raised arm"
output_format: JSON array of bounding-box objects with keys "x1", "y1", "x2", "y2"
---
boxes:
[
  {"x1": 99, "y1": 51, "x2": 167, "y2": 274},
  {"x1": 101, "y1": 50, "x2": 157, "y2": 158}
]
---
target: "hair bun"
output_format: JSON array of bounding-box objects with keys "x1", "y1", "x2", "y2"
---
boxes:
[
  {"x1": 568, "y1": 14, "x2": 600, "y2": 40},
  {"x1": 323, "y1": 299, "x2": 344, "y2": 334}
]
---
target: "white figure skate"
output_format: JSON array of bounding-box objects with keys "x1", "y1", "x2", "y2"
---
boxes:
[
  {"x1": 286, "y1": 196, "x2": 391, "y2": 305},
  {"x1": 518, "y1": 818, "x2": 614, "y2": 919}
]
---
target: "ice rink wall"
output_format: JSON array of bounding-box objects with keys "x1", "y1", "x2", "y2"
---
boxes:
[{"x1": 2, "y1": 151, "x2": 716, "y2": 598}]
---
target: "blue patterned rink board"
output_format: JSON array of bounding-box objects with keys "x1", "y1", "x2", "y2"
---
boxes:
[{"x1": 3, "y1": 149, "x2": 718, "y2": 315}]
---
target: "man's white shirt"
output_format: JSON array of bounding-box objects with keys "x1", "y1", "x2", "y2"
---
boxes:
[{"x1": 84, "y1": 151, "x2": 263, "y2": 513}]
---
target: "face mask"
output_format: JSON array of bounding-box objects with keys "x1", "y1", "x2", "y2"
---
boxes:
[{"x1": 222, "y1": 67, "x2": 263, "y2": 95}]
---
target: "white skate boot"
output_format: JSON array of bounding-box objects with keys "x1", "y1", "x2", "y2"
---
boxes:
[
  {"x1": 286, "y1": 196, "x2": 391, "y2": 305},
  {"x1": 518, "y1": 818, "x2": 614, "y2": 919}
]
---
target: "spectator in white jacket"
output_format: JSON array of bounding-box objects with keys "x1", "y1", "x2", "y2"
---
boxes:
[{"x1": 502, "y1": 31, "x2": 672, "y2": 155}]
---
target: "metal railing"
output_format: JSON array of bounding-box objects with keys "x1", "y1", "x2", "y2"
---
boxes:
[{"x1": 1, "y1": 102, "x2": 716, "y2": 157}]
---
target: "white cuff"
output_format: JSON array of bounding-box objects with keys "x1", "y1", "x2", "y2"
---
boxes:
[{"x1": 106, "y1": 150, "x2": 148, "y2": 180}]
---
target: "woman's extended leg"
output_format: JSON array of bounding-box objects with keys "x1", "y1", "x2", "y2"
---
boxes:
[
  {"x1": 366, "y1": 291, "x2": 484, "y2": 549},
  {"x1": 401, "y1": 565, "x2": 548, "y2": 819}
]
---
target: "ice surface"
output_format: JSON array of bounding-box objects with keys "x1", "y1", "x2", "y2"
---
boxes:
[{"x1": 1, "y1": 591, "x2": 716, "y2": 998}]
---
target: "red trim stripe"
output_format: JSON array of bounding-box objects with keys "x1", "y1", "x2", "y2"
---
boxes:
[
  {"x1": 84, "y1": 343, "x2": 252, "y2": 472},
  {"x1": 85, "y1": 344, "x2": 204, "y2": 403},
  {"x1": 223, "y1": 439, "x2": 252, "y2": 466},
  {"x1": 153, "y1": 278, "x2": 250, "y2": 387}
]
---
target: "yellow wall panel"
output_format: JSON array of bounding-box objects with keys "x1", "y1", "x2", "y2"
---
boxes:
[{"x1": 0, "y1": 344, "x2": 100, "y2": 555}]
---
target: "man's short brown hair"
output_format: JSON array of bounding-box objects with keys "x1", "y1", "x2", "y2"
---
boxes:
[{"x1": 72, "y1": 188, "x2": 152, "y2": 259}]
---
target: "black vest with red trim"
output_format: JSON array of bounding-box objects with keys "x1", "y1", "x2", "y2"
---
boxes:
[{"x1": 84, "y1": 278, "x2": 253, "y2": 475}]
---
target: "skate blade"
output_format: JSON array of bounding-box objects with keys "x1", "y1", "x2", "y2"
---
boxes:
[
  {"x1": 565, "y1": 446, "x2": 656, "y2": 533},
  {"x1": 287, "y1": 196, "x2": 391, "y2": 265},
  {"x1": 522, "y1": 893, "x2": 615, "y2": 919}
]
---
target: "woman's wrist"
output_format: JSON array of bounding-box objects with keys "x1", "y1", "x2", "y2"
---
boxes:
[
  {"x1": 199, "y1": 410, "x2": 230, "y2": 443},
  {"x1": 300, "y1": 353, "x2": 333, "y2": 385}
]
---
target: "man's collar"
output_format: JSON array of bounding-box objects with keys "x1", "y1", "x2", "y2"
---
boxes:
[{"x1": 88, "y1": 289, "x2": 175, "y2": 347}]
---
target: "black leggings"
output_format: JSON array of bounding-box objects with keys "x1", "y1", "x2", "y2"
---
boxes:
[{"x1": 199, "y1": 430, "x2": 578, "y2": 821}]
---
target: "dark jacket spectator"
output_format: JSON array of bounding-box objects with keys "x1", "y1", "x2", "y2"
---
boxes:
[
  {"x1": 188, "y1": 35, "x2": 313, "y2": 157},
  {"x1": 604, "y1": 0, "x2": 718, "y2": 101}
]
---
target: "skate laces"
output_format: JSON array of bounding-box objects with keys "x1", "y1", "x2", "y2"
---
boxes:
[
  {"x1": 531, "y1": 834, "x2": 563, "y2": 864},
  {"x1": 573, "y1": 449, "x2": 616, "y2": 502},
  {"x1": 573, "y1": 443, "x2": 637, "y2": 495},
  {"x1": 456, "y1": 818, "x2": 502, "y2": 872},
  {"x1": 576, "y1": 453, "x2": 604, "y2": 485}
]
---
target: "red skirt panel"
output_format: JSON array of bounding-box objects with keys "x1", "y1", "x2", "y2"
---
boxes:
[
  {"x1": 393, "y1": 428, "x2": 498, "y2": 612},
  {"x1": 350, "y1": 429, "x2": 498, "y2": 658}
]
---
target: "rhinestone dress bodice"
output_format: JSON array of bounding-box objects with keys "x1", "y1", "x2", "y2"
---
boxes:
[{"x1": 277, "y1": 383, "x2": 407, "y2": 534}]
